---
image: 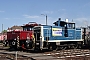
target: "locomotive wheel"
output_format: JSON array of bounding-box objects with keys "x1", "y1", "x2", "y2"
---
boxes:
[
  {"x1": 77, "y1": 45, "x2": 82, "y2": 49},
  {"x1": 71, "y1": 45, "x2": 75, "y2": 49},
  {"x1": 48, "y1": 45, "x2": 53, "y2": 50},
  {"x1": 74, "y1": 45, "x2": 78, "y2": 49},
  {"x1": 3, "y1": 41, "x2": 7, "y2": 47},
  {"x1": 60, "y1": 47, "x2": 63, "y2": 50},
  {"x1": 68, "y1": 45, "x2": 71, "y2": 49},
  {"x1": 52, "y1": 46, "x2": 57, "y2": 50},
  {"x1": 25, "y1": 40, "x2": 33, "y2": 49},
  {"x1": 60, "y1": 46, "x2": 66, "y2": 50},
  {"x1": 49, "y1": 46, "x2": 53, "y2": 50},
  {"x1": 11, "y1": 40, "x2": 18, "y2": 50}
]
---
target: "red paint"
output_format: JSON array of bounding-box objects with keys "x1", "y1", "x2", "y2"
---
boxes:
[
  {"x1": 7, "y1": 22, "x2": 41, "y2": 41},
  {"x1": 7, "y1": 31, "x2": 33, "y2": 40}
]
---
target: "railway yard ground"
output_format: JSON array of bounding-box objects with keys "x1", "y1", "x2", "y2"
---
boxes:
[{"x1": 0, "y1": 43, "x2": 90, "y2": 60}]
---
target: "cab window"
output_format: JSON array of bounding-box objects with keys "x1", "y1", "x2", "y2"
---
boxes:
[{"x1": 67, "y1": 23, "x2": 75, "y2": 29}]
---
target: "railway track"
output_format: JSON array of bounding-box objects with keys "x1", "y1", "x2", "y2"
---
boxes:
[
  {"x1": 0, "y1": 43, "x2": 90, "y2": 60},
  {"x1": 0, "y1": 49, "x2": 90, "y2": 60},
  {"x1": 0, "y1": 50, "x2": 33, "y2": 60},
  {"x1": 43, "y1": 49, "x2": 90, "y2": 60}
]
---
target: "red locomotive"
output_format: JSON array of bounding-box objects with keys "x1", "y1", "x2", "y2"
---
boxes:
[{"x1": 7, "y1": 22, "x2": 41, "y2": 50}]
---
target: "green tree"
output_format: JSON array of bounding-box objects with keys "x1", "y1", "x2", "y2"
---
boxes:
[{"x1": 2, "y1": 30, "x2": 7, "y2": 33}]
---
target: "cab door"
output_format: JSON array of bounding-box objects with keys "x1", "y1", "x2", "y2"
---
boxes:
[{"x1": 34, "y1": 27, "x2": 41, "y2": 49}]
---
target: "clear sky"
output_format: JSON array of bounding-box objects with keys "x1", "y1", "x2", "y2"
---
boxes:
[{"x1": 0, "y1": 0, "x2": 90, "y2": 32}]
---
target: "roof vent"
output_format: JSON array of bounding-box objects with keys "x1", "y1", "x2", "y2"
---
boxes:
[
  {"x1": 65, "y1": 19, "x2": 68, "y2": 22},
  {"x1": 58, "y1": 18, "x2": 61, "y2": 20}
]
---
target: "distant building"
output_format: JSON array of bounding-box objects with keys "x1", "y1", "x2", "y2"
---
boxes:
[
  {"x1": 7, "y1": 25, "x2": 23, "y2": 31},
  {"x1": 81, "y1": 26, "x2": 90, "y2": 35},
  {"x1": 0, "y1": 33, "x2": 7, "y2": 41}
]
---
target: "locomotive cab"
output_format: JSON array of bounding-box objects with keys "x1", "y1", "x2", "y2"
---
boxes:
[{"x1": 54, "y1": 18, "x2": 75, "y2": 37}]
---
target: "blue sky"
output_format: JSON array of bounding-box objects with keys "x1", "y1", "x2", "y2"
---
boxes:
[{"x1": 0, "y1": 0, "x2": 90, "y2": 32}]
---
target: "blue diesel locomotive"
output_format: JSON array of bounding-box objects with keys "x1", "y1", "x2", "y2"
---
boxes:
[{"x1": 33, "y1": 18, "x2": 83, "y2": 50}]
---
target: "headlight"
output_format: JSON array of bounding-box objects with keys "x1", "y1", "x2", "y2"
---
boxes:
[{"x1": 14, "y1": 38, "x2": 16, "y2": 40}]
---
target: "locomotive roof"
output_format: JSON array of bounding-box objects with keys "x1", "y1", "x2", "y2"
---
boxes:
[
  {"x1": 21, "y1": 22, "x2": 41, "y2": 27},
  {"x1": 53, "y1": 20, "x2": 75, "y2": 24}
]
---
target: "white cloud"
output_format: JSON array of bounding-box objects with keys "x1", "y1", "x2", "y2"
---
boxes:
[
  {"x1": 0, "y1": 11, "x2": 5, "y2": 12},
  {"x1": 4, "y1": 18, "x2": 10, "y2": 20},
  {"x1": 13, "y1": 18, "x2": 21, "y2": 19},
  {"x1": 83, "y1": 2, "x2": 90, "y2": 7},
  {"x1": 37, "y1": 17, "x2": 59, "y2": 26},
  {"x1": 74, "y1": 17, "x2": 90, "y2": 27},
  {"x1": 58, "y1": 9, "x2": 66, "y2": 11},
  {"x1": 41, "y1": 11, "x2": 54, "y2": 14},
  {"x1": 61, "y1": 9, "x2": 66, "y2": 11},
  {"x1": 23, "y1": 15, "x2": 39, "y2": 18},
  {"x1": 75, "y1": 18, "x2": 87, "y2": 21},
  {"x1": 3, "y1": 18, "x2": 21, "y2": 20}
]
